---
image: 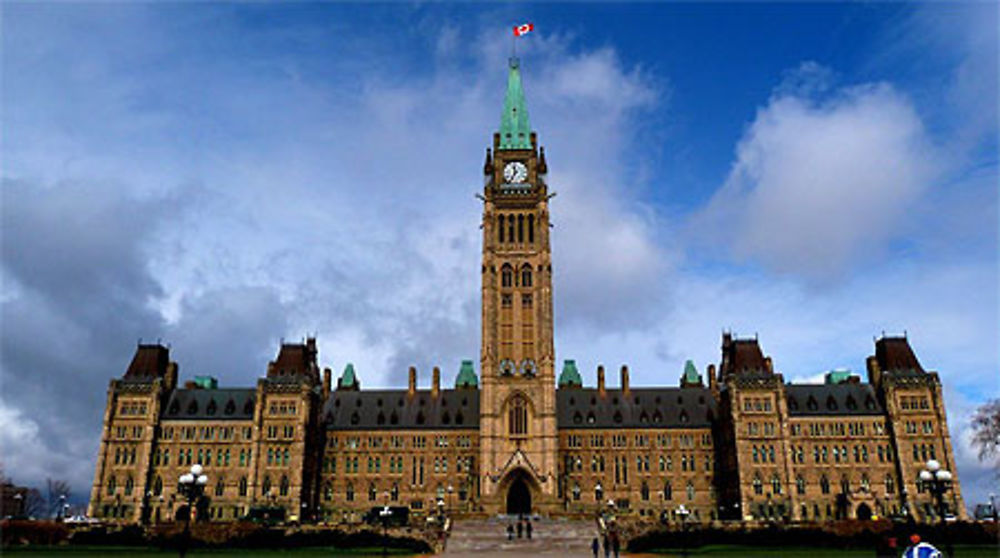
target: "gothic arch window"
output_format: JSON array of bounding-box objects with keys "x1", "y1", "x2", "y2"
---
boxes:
[
  {"x1": 501, "y1": 264, "x2": 514, "y2": 288},
  {"x1": 498, "y1": 215, "x2": 505, "y2": 243},
  {"x1": 244, "y1": 399, "x2": 254, "y2": 415},
  {"x1": 351, "y1": 411, "x2": 360, "y2": 425},
  {"x1": 753, "y1": 475, "x2": 763, "y2": 495},
  {"x1": 124, "y1": 476, "x2": 134, "y2": 496},
  {"x1": 586, "y1": 412, "x2": 596, "y2": 424},
  {"x1": 390, "y1": 411, "x2": 398, "y2": 425},
  {"x1": 827, "y1": 396, "x2": 838, "y2": 411},
  {"x1": 239, "y1": 477, "x2": 248, "y2": 497},
  {"x1": 455, "y1": 411, "x2": 464, "y2": 425},
  {"x1": 169, "y1": 399, "x2": 180, "y2": 415},
  {"x1": 517, "y1": 214, "x2": 524, "y2": 243},
  {"x1": 224, "y1": 399, "x2": 236, "y2": 415},
  {"x1": 206, "y1": 399, "x2": 217, "y2": 416},
  {"x1": 107, "y1": 476, "x2": 116, "y2": 495},
  {"x1": 820, "y1": 475, "x2": 830, "y2": 494},
  {"x1": 796, "y1": 475, "x2": 805, "y2": 495},
  {"x1": 377, "y1": 412, "x2": 385, "y2": 425},
  {"x1": 613, "y1": 410, "x2": 623, "y2": 424},
  {"x1": 153, "y1": 476, "x2": 163, "y2": 496},
  {"x1": 215, "y1": 478, "x2": 225, "y2": 497},
  {"x1": 520, "y1": 265, "x2": 532, "y2": 288},
  {"x1": 528, "y1": 215, "x2": 535, "y2": 243},
  {"x1": 280, "y1": 475, "x2": 290, "y2": 497},
  {"x1": 679, "y1": 410, "x2": 689, "y2": 424},
  {"x1": 840, "y1": 476, "x2": 850, "y2": 494},
  {"x1": 573, "y1": 412, "x2": 582, "y2": 425},
  {"x1": 663, "y1": 481, "x2": 672, "y2": 500},
  {"x1": 507, "y1": 215, "x2": 515, "y2": 243},
  {"x1": 807, "y1": 396, "x2": 818, "y2": 410},
  {"x1": 441, "y1": 411, "x2": 451, "y2": 425},
  {"x1": 846, "y1": 396, "x2": 857, "y2": 410},
  {"x1": 346, "y1": 483, "x2": 354, "y2": 502},
  {"x1": 771, "y1": 474, "x2": 782, "y2": 495},
  {"x1": 652, "y1": 410, "x2": 663, "y2": 423},
  {"x1": 508, "y1": 395, "x2": 528, "y2": 437},
  {"x1": 187, "y1": 400, "x2": 198, "y2": 415},
  {"x1": 787, "y1": 397, "x2": 799, "y2": 411}
]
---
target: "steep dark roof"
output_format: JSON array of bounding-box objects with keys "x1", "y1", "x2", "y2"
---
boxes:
[
  {"x1": 720, "y1": 334, "x2": 769, "y2": 377},
  {"x1": 324, "y1": 389, "x2": 479, "y2": 430},
  {"x1": 557, "y1": 387, "x2": 716, "y2": 429},
  {"x1": 785, "y1": 383, "x2": 883, "y2": 416},
  {"x1": 162, "y1": 389, "x2": 256, "y2": 421},
  {"x1": 875, "y1": 337, "x2": 924, "y2": 374},
  {"x1": 268, "y1": 339, "x2": 320, "y2": 382},
  {"x1": 124, "y1": 345, "x2": 169, "y2": 379}
]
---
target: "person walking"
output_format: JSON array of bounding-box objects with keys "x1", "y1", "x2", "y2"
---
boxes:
[
  {"x1": 517, "y1": 520, "x2": 523, "y2": 539},
  {"x1": 602, "y1": 534, "x2": 610, "y2": 558},
  {"x1": 506, "y1": 523, "x2": 514, "y2": 540},
  {"x1": 526, "y1": 519, "x2": 533, "y2": 539},
  {"x1": 611, "y1": 532, "x2": 620, "y2": 558},
  {"x1": 591, "y1": 537, "x2": 600, "y2": 558}
]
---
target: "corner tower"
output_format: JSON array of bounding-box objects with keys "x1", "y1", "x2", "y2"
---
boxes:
[{"x1": 479, "y1": 57, "x2": 559, "y2": 514}]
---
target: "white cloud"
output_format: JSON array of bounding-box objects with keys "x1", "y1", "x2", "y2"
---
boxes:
[{"x1": 692, "y1": 65, "x2": 939, "y2": 281}]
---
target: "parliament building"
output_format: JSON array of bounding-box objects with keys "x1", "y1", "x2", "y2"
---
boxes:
[{"x1": 88, "y1": 58, "x2": 966, "y2": 526}]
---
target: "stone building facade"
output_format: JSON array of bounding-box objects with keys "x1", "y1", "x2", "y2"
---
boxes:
[{"x1": 88, "y1": 58, "x2": 965, "y2": 525}]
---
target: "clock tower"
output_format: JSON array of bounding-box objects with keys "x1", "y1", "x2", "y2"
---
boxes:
[{"x1": 479, "y1": 57, "x2": 559, "y2": 514}]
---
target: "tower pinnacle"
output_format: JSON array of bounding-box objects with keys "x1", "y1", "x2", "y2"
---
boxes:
[{"x1": 499, "y1": 57, "x2": 532, "y2": 150}]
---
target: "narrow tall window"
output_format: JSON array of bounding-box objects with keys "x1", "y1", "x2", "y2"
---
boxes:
[
  {"x1": 521, "y1": 265, "x2": 532, "y2": 288},
  {"x1": 528, "y1": 215, "x2": 535, "y2": 243},
  {"x1": 517, "y1": 214, "x2": 524, "y2": 243},
  {"x1": 498, "y1": 215, "x2": 505, "y2": 243},
  {"x1": 501, "y1": 265, "x2": 514, "y2": 288},
  {"x1": 280, "y1": 475, "x2": 289, "y2": 497},
  {"x1": 509, "y1": 395, "x2": 528, "y2": 437}
]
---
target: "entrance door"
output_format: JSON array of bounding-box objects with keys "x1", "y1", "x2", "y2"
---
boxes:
[{"x1": 506, "y1": 477, "x2": 531, "y2": 515}]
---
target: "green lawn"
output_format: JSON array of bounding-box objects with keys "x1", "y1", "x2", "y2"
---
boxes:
[
  {"x1": 1, "y1": 547, "x2": 417, "y2": 557},
  {"x1": 645, "y1": 544, "x2": 1000, "y2": 557}
]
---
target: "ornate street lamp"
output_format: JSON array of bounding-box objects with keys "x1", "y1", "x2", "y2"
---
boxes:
[
  {"x1": 177, "y1": 464, "x2": 208, "y2": 558},
  {"x1": 676, "y1": 504, "x2": 691, "y2": 558},
  {"x1": 58, "y1": 494, "x2": 67, "y2": 521},
  {"x1": 918, "y1": 459, "x2": 953, "y2": 558},
  {"x1": 447, "y1": 484, "x2": 454, "y2": 516},
  {"x1": 990, "y1": 493, "x2": 998, "y2": 522},
  {"x1": 380, "y1": 491, "x2": 392, "y2": 558}
]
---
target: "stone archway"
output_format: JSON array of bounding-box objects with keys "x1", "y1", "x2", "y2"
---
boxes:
[
  {"x1": 507, "y1": 477, "x2": 531, "y2": 515},
  {"x1": 856, "y1": 503, "x2": 873, "y2": 521}
]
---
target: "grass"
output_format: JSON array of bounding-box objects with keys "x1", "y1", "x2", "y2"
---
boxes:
[
  {"x1": 644, "y1": 544, "x2": 1000, "y2": 557},
  {"x1": 1, "y1": 547, "x2": 417, "y2": 557}
]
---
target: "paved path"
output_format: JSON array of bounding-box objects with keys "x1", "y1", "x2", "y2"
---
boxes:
[{"x1": 442, "y1": 517, "x2": 602, "y2": 557}]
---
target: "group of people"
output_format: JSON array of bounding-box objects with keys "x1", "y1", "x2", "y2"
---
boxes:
[
  {"x1": 505, "y1": 516, "x2": 533, "y2": 540},
  {"x1": 591, "y1": 532, "x2": 621, "y2": 558}
]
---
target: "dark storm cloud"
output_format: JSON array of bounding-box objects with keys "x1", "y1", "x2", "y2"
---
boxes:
[{"x1": 1, "y1": 178, "x2": 172, "y2": 490}]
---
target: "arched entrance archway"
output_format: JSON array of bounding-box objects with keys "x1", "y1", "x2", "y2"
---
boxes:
[
  {"x1": 506, "y1": 477, "x2": 531, "y2": 515},
  {"x1": 856, "y1": 503, "x2": 873, "y2": 521}
]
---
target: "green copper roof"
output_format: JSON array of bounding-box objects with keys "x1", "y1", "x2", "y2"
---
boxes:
[
  {"x1": 455, "y1": 360, "x2": 479, "y2": 388},
  {"x1": 499, "y1": 57, "x2": 532, "y2": 150},
  {"x1": 193, "y1": 376, "x2": 218, "y2": 389},
  {"x1": 340, "y1": 363, "x2": 358, "y2": 388},
  {"x1": 558, "y1": 359, "x2": 583, "y2": 387},
  {"x1": 824, "y1": 369, "x2": 853, "y2": 385},
  {"x1": 682, "y1": 360, "x2": 702, "y2": 385}
]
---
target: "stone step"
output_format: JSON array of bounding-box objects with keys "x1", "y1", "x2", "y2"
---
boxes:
[{"x1": 445, "y1": 518, "x2": 603, "y2": 555}]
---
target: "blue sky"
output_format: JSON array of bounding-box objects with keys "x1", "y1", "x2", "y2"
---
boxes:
[{"x1": 2, "y1": 2, "x2": 997, "y2": 511}]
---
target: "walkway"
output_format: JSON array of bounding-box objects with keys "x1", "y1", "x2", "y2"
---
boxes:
[{"x1": 443, "y1": 517, "x2": 602, "y2": 556}]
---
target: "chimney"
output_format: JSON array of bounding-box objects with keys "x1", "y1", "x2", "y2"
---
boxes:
[
  {"x1": 708, "y1": 364, "x2": 717, "y2": 391},
  {"x1": 764, "y1": 357, "x2": 774, "y2": 374},
  {"x1": 408, "y1": 366, "x2": 417, "y2": 397},
  {"x1": 432, "y1": 366, "x2": 440, "y2": 398},
  {"x1": 597, "y1": 365, "x2": 606, "y2": 397},
  {"x1": 621, "y1": 365, "x2": 630, "y2": 397},
  {"x1": 323, "y1": 367, "x2": 332, "y2": 396}
]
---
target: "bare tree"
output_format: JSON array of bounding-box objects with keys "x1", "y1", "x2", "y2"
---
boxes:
[
  {"x1": 46, "y1": 478, "x2": 72, "y2": 518},
  {"x1": 22, "y1": 488, "x2": 46, "y2": 518},
  {"x1": 970, "y1": 398, "x2": 1000, "y2": 474}
]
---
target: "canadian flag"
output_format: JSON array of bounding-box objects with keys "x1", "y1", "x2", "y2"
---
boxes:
[{"x1": 513, "y1": 23, "x2": 534, "y2": 37}]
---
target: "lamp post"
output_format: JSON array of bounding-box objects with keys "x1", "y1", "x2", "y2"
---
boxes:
[
  {"x1": 918, "y1": 459, "x2": 953, "y2": 558},
  {"x1": 300, "y1": 502, "x2": 308, "y2": 523},
  {"x1": 447, "y1": 485, "x2": 454, "y2": 517},
  {"x1": 676, "y1": 504, "x2": 691, "y2": 558},
  {"x1": 177, "y1": 464, "x2": 208, "y2": 558},
  {"x1": 990, "y1": 493, "x2": 997, "y2": 522},
  {"x1": 58, "y1": 494, "x2": 67, "y2": 521},
  {"x1": 380, "y1": 491, "x2": 392, "y2": 558},
  {"x1": 13, "y1": 493, "x2": 23, "y2": 517}
]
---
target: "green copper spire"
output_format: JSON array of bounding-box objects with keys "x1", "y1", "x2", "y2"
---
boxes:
[
  {"x1": 681, "y1": 359, "x2": 703, "y2": 387},
  {"x1": 558, "y1": 359, "x2": 583, "y2": 388},
  {"x1": 499, "y1": 57, "x2": 532, "y2": 150},
  {"x1": 338, "y1": 363, "x2": 359, "y2": 390},
  {"x1": 455, "y1": 360, "x2": 479, "y2": 389}
]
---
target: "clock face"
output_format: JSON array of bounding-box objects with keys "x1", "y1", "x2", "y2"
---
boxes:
[{"x1": 503, "y1": 162, "x2": 528, "y2": 184}]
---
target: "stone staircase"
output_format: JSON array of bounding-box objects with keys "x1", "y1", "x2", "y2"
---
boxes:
[{"x1": 444, "y1": 516, "x2": 602, "y2": 555}]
